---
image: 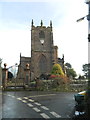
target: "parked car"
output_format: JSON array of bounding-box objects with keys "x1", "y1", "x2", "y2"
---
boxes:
[
  {"x1": 74, "y1": 91, "x2": 86, "y2": 113},
  {"x1": 73, "y1": 90, "x2": 90, "y2": 119}
]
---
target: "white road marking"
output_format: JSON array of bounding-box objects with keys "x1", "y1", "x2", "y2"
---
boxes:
[
  {"x1": 11, "y1": 96, "x2": 15, "y2": 98},
  {"x1": 23, "y1": 97, "x2": 28, "y2": 99},
  {"x1": 27, "y1": 103, "x2": 33, "y2": 107},
  {"x1": 33, "y1": 107, "x2": 41, "y2": 112},
  {"x1": 7, "y1": 94, "x2": 12, "y2": 96},
  {"x1": 28, "y1": 99, "x2": 34, "y2": 102},
  {"x1": 41, "y1": 106, "x2": 49, "y2": 110},
  {"x1": 40, "y1": 113, "x2": 50, "y2": 119},
  {"x1": 3, "y1": 93, "x2": 62, "y2": 119},
  {"x1": 17, "y1": 98, "x2": 22, "y2": 100},
  {"x1": 3, "y1": 94, "x2": 15, "y2": 98},
  {"x1": 50, "y1": 111, "x2": 61, "y2": 118},
  {"x1": 28, "y1": 94, "x2": 56, "y2": 98},
  {"x1": 22, "y1": 100, "x2": 27, "y2": 103},
  {"x1": 34, "y1": 102, "x2": 41, "y2": 106}
]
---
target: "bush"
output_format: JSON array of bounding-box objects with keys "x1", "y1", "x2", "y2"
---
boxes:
[
  {"x1": 49, "y1": 74, "x2": 69, "y2": 85},
  {"x1": 51, "y1": 64, "x2": 64, "y2": 75}
]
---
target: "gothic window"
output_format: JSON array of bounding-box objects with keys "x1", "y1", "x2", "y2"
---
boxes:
[
  {"x1": 39, "y1": 31, "x2": 45, "y2": 39},
  {"x1": 39, "y1": 55, "x2": 47, "y2": 73}
]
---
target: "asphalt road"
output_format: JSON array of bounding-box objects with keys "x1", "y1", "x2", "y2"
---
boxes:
[{"x1": 1, "y1": 91, "x2": 76, "y2": 119}]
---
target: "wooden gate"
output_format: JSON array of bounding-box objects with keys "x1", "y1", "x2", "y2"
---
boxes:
[{"x1": 2, "y1": 64, "x2": 30, "y2": 90}]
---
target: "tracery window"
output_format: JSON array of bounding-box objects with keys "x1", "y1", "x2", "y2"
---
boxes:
[
  {"x1": 39, "y1": 55, "x2": 47, "y2": 73},
  {"x1": 39, "y1": 31, "x2": 45, "y2": 39}
]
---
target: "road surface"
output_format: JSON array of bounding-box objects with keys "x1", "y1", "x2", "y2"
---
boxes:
[{"x1": 1, "y1": 91, "x2": 76, "y2": 119}]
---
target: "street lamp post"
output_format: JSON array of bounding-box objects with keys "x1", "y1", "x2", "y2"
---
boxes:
[
  {"x1": 0, "y1": 59, "x2": 2, "y2": 88},
  {"x1": 86, "y1": 0, "x2": 90, "y2": 118},
  {"x1": 76, "y1": 1, "x2": 90, "y2": 118}
]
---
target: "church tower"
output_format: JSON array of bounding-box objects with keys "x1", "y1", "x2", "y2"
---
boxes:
[{"x1": 31, "y1": 20, "x2": 57, "y2": 78}]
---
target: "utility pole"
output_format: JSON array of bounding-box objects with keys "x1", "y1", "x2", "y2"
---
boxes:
[
  {"x1": 86, "y1": 0, "x2": 90, "y2": 118},
  {"x1": 76, "y1": 0, "x2": 90, "y2": 118},
  {"x1": 0, "y1": 59, "x2": 2, "y2": 88}
]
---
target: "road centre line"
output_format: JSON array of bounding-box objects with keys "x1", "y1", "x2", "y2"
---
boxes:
[
  {"x1": 27, "y1": 103, "x2": 33, "y2": 107},
  {"x1": 17, "y1": 98, "x2": 22, "y2": 100},
  {"x1": 28, "y1": 99, "x2": 34, "y2": 102},
  {"x1": 23, "y1": 97, "x2": 28, "y2": 99},
  {"x1": 41, "y1": 106, "x2": 49, "y2": 110},
  {"x1": 50, "y1": 111, "x2": 61, "y2": 118},
  {"x1": 22, "y1": 100, "x2": 27, "y2": 103},
  {"x1": 4, "y1": 94, "x2": 62, "y2": 119},
  {"x1": 6, "y1": 94, "x2": 61, "y2": 119},
  {"x1": 40, "y1": 113, "x2": 50, "y2": 119},
  {"x1": 34, "y1": 102, "x2": 41, "y2": 106},
  {"x1": 33, "y1": 107, "x2": 41, "y2": 112}
]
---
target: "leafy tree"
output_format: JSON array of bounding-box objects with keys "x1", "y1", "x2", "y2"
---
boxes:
[
  {"x1": 65, "y1": 63, "x2": 72, "y2": 69},
  {"x1": 65, "y1": 62, "x2": 77, "y2": 79},
  {"x1": 66, "y1": 68, "x2": 77, "y2": 79},
  {"x1": 78, "y1": 74, "x2": 85, "y2": 80},
  {"x1": 82, "y1": 63, "x2": 90, "y2": 79},
  {"x1": 51, "y1": 64, "x2": 64, "y2": 75}
]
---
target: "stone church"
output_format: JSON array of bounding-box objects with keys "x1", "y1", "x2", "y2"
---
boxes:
[{"x1": 17, "y1": 20, "x2": 64, "y2": 81}]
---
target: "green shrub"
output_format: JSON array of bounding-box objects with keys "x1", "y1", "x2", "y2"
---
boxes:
[{"x1": 51, "y1": 64, "x2": 64, "y2": 75}]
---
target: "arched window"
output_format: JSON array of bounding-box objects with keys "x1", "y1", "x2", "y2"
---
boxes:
[
  {"x1": 39, "y1": 55, "x2": 47, "y2": 73},
  {"x1": 39, "y1": 31, "x2": 45, "y2": 39}
]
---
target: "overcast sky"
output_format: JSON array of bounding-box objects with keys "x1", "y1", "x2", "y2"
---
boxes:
[{"x1": 0, "y1": 0, "x2": 88, "y2": 75}]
